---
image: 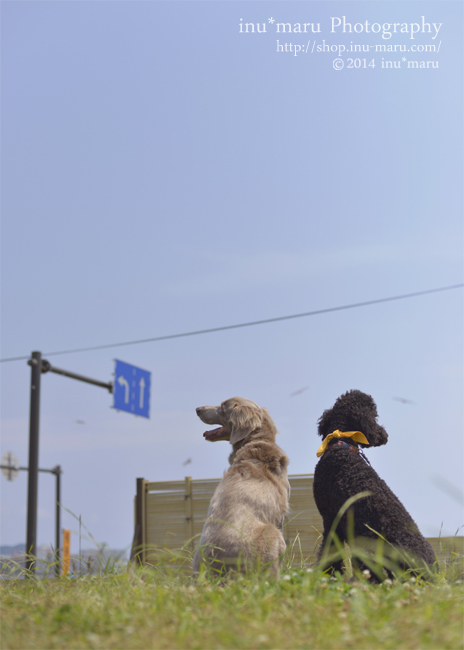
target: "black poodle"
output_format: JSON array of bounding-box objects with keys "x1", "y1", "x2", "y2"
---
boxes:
[{"x1": 313, "y1": 389, "x2": 435, "y2": 579}]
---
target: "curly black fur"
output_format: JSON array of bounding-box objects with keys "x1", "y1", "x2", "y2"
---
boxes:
[{"x1": 313, "y1": 389, "x2": 435, "y2": 579}]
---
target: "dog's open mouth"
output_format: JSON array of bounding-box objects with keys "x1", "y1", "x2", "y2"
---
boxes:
[{"x1": 203, "y1": 427, "x2": 230, "y2": 442}]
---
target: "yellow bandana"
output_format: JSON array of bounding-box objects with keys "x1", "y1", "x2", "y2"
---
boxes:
[{"x1": 317, "y1": 429, "x2": 369, "y2": 458}]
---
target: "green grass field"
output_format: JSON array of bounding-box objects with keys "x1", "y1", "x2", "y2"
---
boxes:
[{"x1": 1, "y1": 556, "x2": 463, "y2": 650}]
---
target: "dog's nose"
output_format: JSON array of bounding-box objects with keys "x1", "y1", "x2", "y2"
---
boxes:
[{"x1": 196, "y1": 407, "x2": 202, "y2": 415}]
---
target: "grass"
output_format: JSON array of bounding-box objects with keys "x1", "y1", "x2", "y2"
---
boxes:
[{"x1": 1, "y1": 552, "x2": 463, "y2": 650}]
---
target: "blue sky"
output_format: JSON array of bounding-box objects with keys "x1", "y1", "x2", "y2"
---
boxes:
[{"x1": 1, "y1": 1, "x2": 463, "y2": 555}]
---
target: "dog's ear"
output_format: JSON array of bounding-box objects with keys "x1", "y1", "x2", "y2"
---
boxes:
[
  {"x1": 229, "y1": 401, "x2": 263, "y2": 445},
  {"x1": 317, "y1": 408, "x2": 332, "y2": 439},
  {"x1": 365, "y1": 424, "x2": 388, "y2": 447},
  {"x1": 355, "y1": 392, "x2": 389, "y2": 447}
]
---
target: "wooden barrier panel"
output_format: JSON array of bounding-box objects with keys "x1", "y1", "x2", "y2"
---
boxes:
[
  {"x1": 135, "y1": 474, "x2": 323, "y2": 565},
  {"x1": 191, "y1": 478, "x2": 223, "y2": 543},
  {"x1": 427, "y1": 536, "x2": 464, "y2": 566},
  {"x1": 145, "y1": 480, "x2": 186, "y2": 558},
  {"x1": 283, "y1": 475, "x2": 322, "y2": 562},
  {"x1": 132, "y1": 475, "x2": 463, "y2": 571}
]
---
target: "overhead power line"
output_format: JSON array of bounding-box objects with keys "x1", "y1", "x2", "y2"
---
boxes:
[{"x1": 1, "y1": 283, "x2": 462, "y2": 363}]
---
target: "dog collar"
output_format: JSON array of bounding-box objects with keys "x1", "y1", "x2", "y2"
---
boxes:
[
  {"x1": 327, "y1": 439, "x2": 372, "y2": 466},
  {"x1": 316, "y1": 429, "x2": 369, "y2": 458}
]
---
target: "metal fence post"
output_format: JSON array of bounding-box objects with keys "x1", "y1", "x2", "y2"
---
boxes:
[
  {"x1": 130, "y1": 478, "x2": 145, "y2": 564},
  {"x1": 54, "y1": 466, "x2": 61, "y2": 577},
  {"x1": 142, "y1": 480, "x2": 147, "y2": 564},
  {"x1": 185, "y1": 476, "x2": 194, "y2": 551}
]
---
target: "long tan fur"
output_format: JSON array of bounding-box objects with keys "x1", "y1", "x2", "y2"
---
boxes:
[{"x1": 193, "y1": 397, "x2": 290, "y2": 578}]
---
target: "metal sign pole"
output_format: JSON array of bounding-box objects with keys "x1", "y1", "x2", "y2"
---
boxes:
[
  {"x1": 18, "y1": 353, "x2": 136, "y2": 576},
  {"x1": 26, "y1": 351, "x2": 42, "y2": 574}
]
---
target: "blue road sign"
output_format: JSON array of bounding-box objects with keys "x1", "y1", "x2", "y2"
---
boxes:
[{"x1": 113, "y1": 360, "x2": 151, "y2": 418}]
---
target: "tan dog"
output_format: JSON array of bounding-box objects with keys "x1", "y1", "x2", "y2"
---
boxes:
[{"x1": 192, "y1": 397, "x2": 290, "y2": 578}]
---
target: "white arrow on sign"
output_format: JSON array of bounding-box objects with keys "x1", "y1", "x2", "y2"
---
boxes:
[
  {"x1": 139, "y1": 377, "x2": 145, "y2": 409},
  {"x1": 117, "y1": 376, "x2": 130, "y2": 403}
]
